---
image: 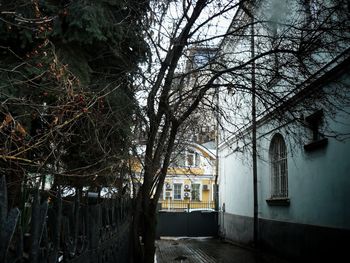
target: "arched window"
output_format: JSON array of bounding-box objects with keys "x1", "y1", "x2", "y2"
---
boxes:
[{"x1": 269, "y1": 133, "x2": 288, "y2": 198}]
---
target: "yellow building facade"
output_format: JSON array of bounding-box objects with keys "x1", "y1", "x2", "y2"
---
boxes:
[
  {"x1": 130, "y1": 142, "x2": 216, "y2": 211},
  {"x1": 159, "y1": 142, "x2": 216, "y2": 211}
]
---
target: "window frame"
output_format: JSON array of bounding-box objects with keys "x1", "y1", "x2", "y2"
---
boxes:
[
  {"x1": 173, "y1": 183, "x2": 182, "y2": 200},
  {"x1": 303, "y1": 109, "x2": 328, "y2": 151},
  {"x1": 191, "y1": 183, "x2": 201, "y2": 201},
  {"x1": 187, "y1": 150, "x2": 195, "y2": 167},
  {"x1": 170, "y1": 148, "x2": 200, "y2": 168},
  {"x1": 269, "y1": 133, "x2": 289, "y2": 199},
  {"x1": 159, "y1": 185, "x2": 164, "y2": 200}
]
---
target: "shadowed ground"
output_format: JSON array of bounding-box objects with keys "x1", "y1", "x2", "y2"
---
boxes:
[{"x1": 155, "y1": 237, "x2": 292, "y2": 263}]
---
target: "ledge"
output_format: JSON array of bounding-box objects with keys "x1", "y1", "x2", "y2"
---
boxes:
[
  {"x1": 266, "y1": 198, "x2": 290, "y2": 206},
  {"x1": 304, "y1": 138, "x2": 328, "y2": 151}
]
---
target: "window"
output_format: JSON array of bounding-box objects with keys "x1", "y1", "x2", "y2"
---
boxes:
[
  {"x1": 269, "y1": 134, "x2": 288, "y2": 198},
  {"x1": 192, "y1": 49, "x2": 216, "y2": 69},
  {"x1": 267, "y1": 20, "x2": 280, "y2": 84},
  {"x1": 159, "y1": 186, "x2": 164, "y2": 200},
  {"x1": 303, "y1": 0, "x2": 320, "y2": 24},
  {"x1": 304, "y1": 109, "x2": 328, "y2": 151},
  {"x1": 195, "y1": 152, "x2": 200, "y2": 166},
  {"x1": 194, "y1": 52, "x2": 209, "y2": 67},
  {"x1": 267, "y1": 0, "x2": 284, "y2": 84},
  {"x1": 302, "y1": 0, "x2": 326, "y2": 28},
  {"x1": 187, "y1": 150, "x2": 195, "y2": 166},
  {"x1": 179, "y1": 153, "x2": 187, "y2": 166},
  {"x1": 171, "y1": 152, "x2": 186, "y2": 167},
  {"x1": 306, "y1": 110, "x2": 323, "y2": 141},
  {"x1": 173, "y1": 184, "x2": 182, "y2": 200},
  {"x1": 172, "y1": 149, "x2": 200, "y2": 167},
  {"x1": 188, "y1": 149, "x2": 200, "y2": 167},
  {"x1": 191, "y1": 184, "x2": 200, "y2": 201}
]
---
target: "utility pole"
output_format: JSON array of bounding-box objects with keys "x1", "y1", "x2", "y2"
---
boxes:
[
  {"x1": 251, "y1": 11, "x2": 258, "y2": 248},
  {"x1": 215, "y1": 87, "x2": 219, "y2": 212}
]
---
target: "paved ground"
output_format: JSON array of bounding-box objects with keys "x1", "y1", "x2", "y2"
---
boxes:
[{"x1": 155, "y1": 237, "x2": 292, "y2": 263}]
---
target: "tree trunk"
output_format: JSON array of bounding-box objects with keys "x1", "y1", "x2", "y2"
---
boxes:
[
  {"x1": 129, "y1": 195, "x2": 158, "y2": 263},
  {"x1": 130, "y1": 193, "x2": 144, "y2": 263},
  {"x1": 143, "y1": 208, "x2": 157, "y2": 263}
]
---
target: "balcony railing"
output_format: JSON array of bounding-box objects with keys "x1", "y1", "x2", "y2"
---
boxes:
[{"x1": 158, "y1": 199, "x2": 215, "y2": 211}]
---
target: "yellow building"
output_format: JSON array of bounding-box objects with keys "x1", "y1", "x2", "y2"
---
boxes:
[{"x1": 159, "y1": 142, "x2": 216, "y2": 211}]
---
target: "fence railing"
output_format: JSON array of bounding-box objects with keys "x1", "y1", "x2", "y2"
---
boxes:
[
  {"x1": 158, "y1": 199, "x2": 215, "y2": 211},
  {"x1": 0, "y1": 176, "x2": 131, "y2": 263}
]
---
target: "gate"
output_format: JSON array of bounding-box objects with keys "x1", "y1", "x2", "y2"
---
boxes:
[{"x1": 156, "y1": 210, "x2": 218, "y2": 237}]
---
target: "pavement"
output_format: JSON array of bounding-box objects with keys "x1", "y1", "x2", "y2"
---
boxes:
[{"x1": 155, "y1": 237, "x2": 292, "y2": 263}]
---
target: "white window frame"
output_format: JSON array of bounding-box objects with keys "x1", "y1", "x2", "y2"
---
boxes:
[
  {"x1": 171, "y1": 147, "x2": 201, "y2": 168},
  {"x1": 173, "y1": 183, "x2": 182, "y2": 200},
  {"x1": 269, "y1": 133, "x2": 288, "y2": 198}
]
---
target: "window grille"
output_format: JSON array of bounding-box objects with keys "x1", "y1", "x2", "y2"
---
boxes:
[{"x1": 269, "y1": 134, "x2": 288, "y2": 198}]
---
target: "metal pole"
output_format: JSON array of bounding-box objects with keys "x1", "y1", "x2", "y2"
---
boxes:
[
  {"x1": 215, "y1": 88, "x2": 220, "y2": 212},
  {"x1": 251, "y1": 12, "x2": 258, "y2": 247}
]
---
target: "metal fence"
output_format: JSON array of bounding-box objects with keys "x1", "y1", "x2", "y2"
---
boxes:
[
  {"x1": 158, "y1": 200, "x2": 215, "y2": 211},
  {"x1": 0, "y1": 176, "x2": 131, "y2": 263}
]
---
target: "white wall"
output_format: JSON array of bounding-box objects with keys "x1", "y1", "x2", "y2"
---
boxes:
[
  {"x1": 219, "y1": 144, "x2": 253, "y2": 217},
  {"x1": 219, "y1": 67, "x2": 350, "y2": 230}
]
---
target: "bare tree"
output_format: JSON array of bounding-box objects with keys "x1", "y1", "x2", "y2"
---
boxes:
[
  {"x1": 131, "y1": 0, "x2": 350, "y2": 262},
  {"x1": 2, "y1": 1, "x2": 348, "y2": 262}
]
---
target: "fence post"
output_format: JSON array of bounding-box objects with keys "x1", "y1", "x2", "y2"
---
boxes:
[
  {"x1": 72, "y1": 188, "x2": 80, "y2": 256},
  {"x1": 88, "y1": 204, "x2": 100, "y2": 262},
  {"x1": 50, "y1": 188, "x2": 62, "y2": 263},
  {"x1": 28, "y1": 189, "x2": 48, "y2": 263},
  {"x1": 0, "y1": 175, "x2": 8, "y2": 228},
  {"x1": 0, "y1": 176, "x2": 20, "y2": 263},
  {"x1": 30, "y1": 189, "x2": 40, "y2": 263}
]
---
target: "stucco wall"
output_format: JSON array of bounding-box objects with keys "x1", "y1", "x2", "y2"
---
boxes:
[
  {"x1": 219, "y1": 146, "x2": 254, "y2": 218},
  {"x1": 218, "y1": 69, "x2": 350, "y2": 262},
  {"x1": 257, "y1": 108, "x2": 350, "y2": 229},
  {"x1": 257, "y1": 68, "x2": 350, "y2": 229}
]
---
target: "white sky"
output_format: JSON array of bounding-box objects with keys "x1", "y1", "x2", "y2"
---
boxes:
[{"x1": 135, "y1": 0, "x2": 238, "y2": 103}]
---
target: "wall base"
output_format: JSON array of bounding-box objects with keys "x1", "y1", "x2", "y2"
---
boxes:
[{"x1": 219, "y1": 212, "x2": 350, "y2": 262}]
